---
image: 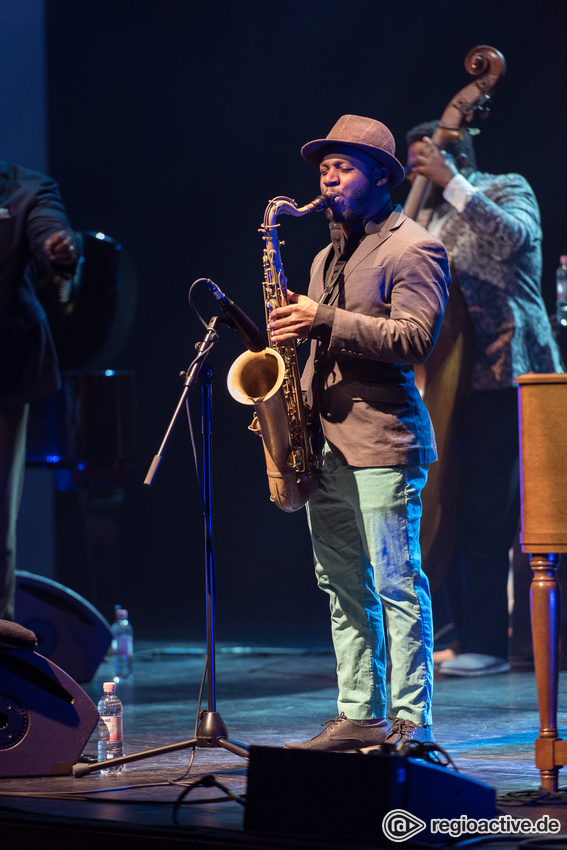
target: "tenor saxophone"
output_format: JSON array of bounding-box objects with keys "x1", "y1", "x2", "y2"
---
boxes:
[{"x1": 227, "y1": 193, "x2": 336, "y2": 512}]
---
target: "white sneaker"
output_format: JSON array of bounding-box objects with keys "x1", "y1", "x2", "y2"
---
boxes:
[
  {"x1": 438, "y1": 652, "x2": 510, "y2": 677},
  {"x1": 433, "y1": 647, "x2": 457, "y2": 665}
]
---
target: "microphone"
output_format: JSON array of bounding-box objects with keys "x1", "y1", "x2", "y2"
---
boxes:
[{"x1": 206, "y1": 280, "x2": 266, "y2": 352}]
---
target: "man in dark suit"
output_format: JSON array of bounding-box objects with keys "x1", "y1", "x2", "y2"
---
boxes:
[
  {"x1": 269, "y1": 115, "x2": 450, "y2": 750},
  {"x1": 0, "y1": 160, "x2": 78, "y2": 622}
]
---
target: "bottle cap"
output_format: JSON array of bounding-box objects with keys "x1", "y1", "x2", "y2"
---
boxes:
[
  {"x1": 103, "y1": 681, "x2": 117, "y2": 693},
  {"x1": 561, "y1": 255, "x2": 567, "y2": 266}
]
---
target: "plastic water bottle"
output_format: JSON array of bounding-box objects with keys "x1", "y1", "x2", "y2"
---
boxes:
[
  {"x1": 556, "y1": 255, "x2": 567, "y2": 327},
  {"x1": 97, "y1": 681, "x2": 124, "y2": 773},
  {"x1": 111, "y1": 607, "x2": 133, "y2": 682}
]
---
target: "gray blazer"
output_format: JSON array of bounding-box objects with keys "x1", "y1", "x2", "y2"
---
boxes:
[{"x1": 302, "y1": 206, "x2": 450, "y2": 468}]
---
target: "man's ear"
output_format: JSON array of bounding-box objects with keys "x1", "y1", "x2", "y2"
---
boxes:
[{"x1": 375, "y1": 167, "x2": 390, "y2": 184}]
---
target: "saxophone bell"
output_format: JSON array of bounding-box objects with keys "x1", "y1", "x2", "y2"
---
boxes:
[{"x1": 227, "y1": 346, "x2": 311, "y2": 513}]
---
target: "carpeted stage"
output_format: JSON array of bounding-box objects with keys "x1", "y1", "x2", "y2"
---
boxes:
[{"x1": 1, "y1": 642, "x2": 566, "y2": 849}]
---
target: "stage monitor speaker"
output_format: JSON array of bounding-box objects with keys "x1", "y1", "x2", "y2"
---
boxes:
[
  {"x1": 244, "y1": 745, "x2": 496, "y2": 843},
  {"x1": 0, "y1": 647, "x2": 99, "y2": 776},
  {"x1": 15, "y1": 571, "x2": 112, "y2": 683}
]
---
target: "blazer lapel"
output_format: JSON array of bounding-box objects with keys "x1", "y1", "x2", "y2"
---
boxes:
[
  {"x1": 311, "y1": 208, "x2": 405, "y2": 305},
  {"x1": 343, "y1": 209, "x2": 404, "y2": 280},
  {"x1": 310, "y1": 246, "x2": 333, "y2": 299}
]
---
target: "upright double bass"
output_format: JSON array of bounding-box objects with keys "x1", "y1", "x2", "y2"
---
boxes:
[{"x1": 404, "y1": 45, "x2": 506, "y2": 590}]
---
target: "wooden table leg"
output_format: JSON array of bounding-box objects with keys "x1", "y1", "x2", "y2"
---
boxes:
[{"x1": 530, "y1": 553, "x2": 561, "y2": 790}]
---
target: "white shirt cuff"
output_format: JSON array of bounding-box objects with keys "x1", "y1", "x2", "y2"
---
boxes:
[{"x1": 443, "y1": 173, "x2": 477, "y2": 212}]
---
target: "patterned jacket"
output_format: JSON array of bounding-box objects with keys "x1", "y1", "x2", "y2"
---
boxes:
[{"x1": 421, "y1": 171, "x2": 563, "y2": 390}]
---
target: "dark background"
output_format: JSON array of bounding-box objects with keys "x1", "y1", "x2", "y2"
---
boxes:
[{"x1": 26, "y1": 0, "x2": 567, "y2": 645}]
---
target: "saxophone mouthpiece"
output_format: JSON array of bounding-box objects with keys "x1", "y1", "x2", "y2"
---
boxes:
[{"x1": 311, "y1": 193, "x2": 338, "y2": 211}]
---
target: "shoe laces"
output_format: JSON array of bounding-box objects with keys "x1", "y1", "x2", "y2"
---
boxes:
[
  {"x1": 388, "y1": 716, "x2": 417, "y2": 738},
  {"x1": 321, "y1": 712, "x2": 348, "y2": 728}
]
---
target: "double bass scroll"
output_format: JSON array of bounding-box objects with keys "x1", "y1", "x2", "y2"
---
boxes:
[{"x1": 404, "y1": 45, "x2": 506, "y2": 220}]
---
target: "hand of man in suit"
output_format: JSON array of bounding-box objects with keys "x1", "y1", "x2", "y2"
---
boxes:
[
  {"x1": 269, "y1": 289, "x2": 318, "y2": 342},
  {"x1": 43, "y1": 230, "x2": 77, "y2": 267}
]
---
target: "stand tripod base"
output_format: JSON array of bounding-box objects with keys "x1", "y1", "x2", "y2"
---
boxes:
[
  {"x1": 196, "y1": 710, "x2": 250, "y2": 758},
  {"x1": 73, "y1": 710, "x2": 249, "y2": 777}
]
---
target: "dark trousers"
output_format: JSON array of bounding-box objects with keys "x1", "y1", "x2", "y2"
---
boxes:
[{"x1": 453, "y1": 387, "x2": 520, "y2": 660}]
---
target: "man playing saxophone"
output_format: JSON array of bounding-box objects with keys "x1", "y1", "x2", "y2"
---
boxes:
[{"x1": 269, "y1": 115, "x2": 450, "y2": 750}]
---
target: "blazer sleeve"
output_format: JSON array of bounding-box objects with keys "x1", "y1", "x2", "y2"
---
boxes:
[
  {"x1": 457, "y1": 173, "x2": 541, "y2": 262},
  {"x1": 314, "y1": 235, "x2": 450, "y2": 366},
  {"x1": 24, "y1": 171, "x2": 78, "y2": 275}
]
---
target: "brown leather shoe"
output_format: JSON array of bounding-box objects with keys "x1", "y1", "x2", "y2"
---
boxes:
[
  {"x1": 383, "y1": 717, "x2": 434, "y2": 746},
  {"x1": 284, "y1": 713, "x2": 390, "y2": 753}
]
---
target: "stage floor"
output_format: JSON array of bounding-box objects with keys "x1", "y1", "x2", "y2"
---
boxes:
[{"x1": 1, "y1": 641, "x2": 567, "y2": 849}]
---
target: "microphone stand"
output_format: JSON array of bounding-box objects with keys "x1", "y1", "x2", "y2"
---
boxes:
[{"x1": 73, "y1": 315, "x2": 249, "y2": 777}]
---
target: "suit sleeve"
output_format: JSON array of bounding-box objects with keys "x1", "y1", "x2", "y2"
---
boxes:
[
  {"x1": 312, "y1": 236, "x2": 450, "y2": 365},
  {"x1": 457, "y1": 174, "x2": 540, "y2": 262},
  {"x1": 25, "y1": 173, "x2": 79, "y2": 275}
]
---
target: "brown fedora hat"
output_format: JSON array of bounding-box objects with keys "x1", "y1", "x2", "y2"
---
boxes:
[{"x1": 301, "y1": 114, "x2": 406, "y2": 188}]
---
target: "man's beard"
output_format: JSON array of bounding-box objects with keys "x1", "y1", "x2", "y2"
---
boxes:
[{"x1": 325, "y1": 181, "x2": 375, "y2": 223}]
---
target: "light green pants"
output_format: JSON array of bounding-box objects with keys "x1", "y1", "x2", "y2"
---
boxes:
[{"x1": 306, "y1": 443, "x2": 433, "y2": 726}]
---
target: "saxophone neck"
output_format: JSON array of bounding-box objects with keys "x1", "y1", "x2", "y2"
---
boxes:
[{"x1": 263, "y1": 194, "x2": 338, "y2": 230}]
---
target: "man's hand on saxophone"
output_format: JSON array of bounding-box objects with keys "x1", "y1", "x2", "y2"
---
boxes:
[{"x1": 269, "y1": 289, "x2": 318, "y2": 342}]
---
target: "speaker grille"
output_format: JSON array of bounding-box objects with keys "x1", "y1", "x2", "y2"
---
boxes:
[{"x1": 0, "y1": 692, "x2": 29, "y2": 749}]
